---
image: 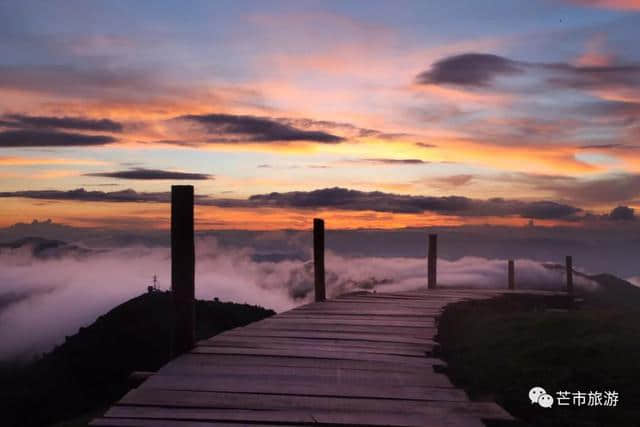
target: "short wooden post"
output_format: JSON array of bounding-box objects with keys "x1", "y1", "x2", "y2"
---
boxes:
[
  {"x1": 428, "y1": 234, "x2": 437, "y2": 289},
  {"x1": 171, "y1": 185, "x2": 195, "y2": 356},
  {"x1": 313, "y1": 218, "x2": 326, "y2": 302},
  {"x1": 508, "y1": 259, "x2": 515, "y2": 290},
  {"x1": 565, "y1": 255, "x2": 573, "y2": 295}
]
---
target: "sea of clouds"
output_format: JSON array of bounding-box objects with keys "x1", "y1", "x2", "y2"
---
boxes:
[{"x1": 0, "y1": 236, "x2": 597, "y2": 360}]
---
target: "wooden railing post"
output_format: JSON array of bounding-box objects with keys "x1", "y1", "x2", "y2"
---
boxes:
[
  {"x1": 565, "y1": 255, "x2": 573, "y2": 295},
  {"x1": 428, "y1": 234, "x2": 437, "y2": 289},
  {"x1": 313, "y1": 218, "x2": 326, "y2": 302},
  {"x1": 171, "y1": 185, "x2": 195, "y2": 356},
  {"x1": 508, "y1": 259, "x2": 515, "y2": 290}
]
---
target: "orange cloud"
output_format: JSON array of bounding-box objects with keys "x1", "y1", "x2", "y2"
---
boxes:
[
  {"x1": 0, "y1": 197, "x2": 573, "y2": 231},
  {"x1": 411, "y1": 83, "x2": 515, "y2": 107},
  {"x1": 0, "y1": 156, "x2": 106, "y2": 166},
  {"x1": 30, "y1": 170, "x2": 81, "y2": 180},
  {"x1": 452, "y1": 141, "x2": 600, "y2": 174},
  {"x1": 574, "y1": 33, "x2": 614, "y2": 67},
  {"x1": 567, "y1": 0, "x2": 640, "y2": 10}
]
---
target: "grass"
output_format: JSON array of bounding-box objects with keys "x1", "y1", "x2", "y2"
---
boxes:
[{"x1": 436, "y1": 293, "x2": 640, "y2": 427}]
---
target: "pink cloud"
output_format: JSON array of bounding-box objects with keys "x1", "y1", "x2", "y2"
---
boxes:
[{"x1": 566, "y1": 0, "x2": 640, "y2": 10}]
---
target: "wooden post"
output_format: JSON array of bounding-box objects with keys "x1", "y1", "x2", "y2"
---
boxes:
[
  {"x1": 171, "y1": 185, "x2": 195, "y2": 356},
  {"x1": 428, "y1": 234, "x2": 437, "y2": 289},
  {"x1": 565, "y1": 255, "x2": 573, "y2": 295},
  {"x1": 313, "y1": 218, "x2": 326, "y2": 302},
  {"x1": 508, "y1": 259, "x2": 515, "y2": 290}
]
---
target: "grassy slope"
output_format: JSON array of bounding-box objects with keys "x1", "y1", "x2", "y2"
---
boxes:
[
  {"x1": 436, "y1": 281, "x2": 640, "y2": 427},
  {"x1": 1, "y1": 291, "x2": 274, "y2": 427}
]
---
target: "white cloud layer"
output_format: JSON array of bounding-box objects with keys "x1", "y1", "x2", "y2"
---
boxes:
[{"x1": 0, "y1": 237, "x2": 596, "y2": 360}]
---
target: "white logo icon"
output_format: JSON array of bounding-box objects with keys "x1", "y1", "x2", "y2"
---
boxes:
[
  {"x1": 529, "y1": 386, "x2": 546, "y2": 404},
  {"x1": 529, "y1": 386, "x2": 554, "y2": 408},
  {"x1": 538, "y1": 393, "x2": 554, "y2": 408}
]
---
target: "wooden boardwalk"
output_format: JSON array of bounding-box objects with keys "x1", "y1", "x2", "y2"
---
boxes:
[{"x1": 92, "y1": 289, "x2": 559, "y2": 427}]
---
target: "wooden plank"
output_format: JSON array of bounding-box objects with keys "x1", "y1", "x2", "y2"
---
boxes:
[
  {"x1": 275, "y1": 315, "x2": 436, "y2": 328},
  {"x1": 165, "y1": 353, "x2": 446, "y2": 372},
  {"x1": 268, "y1": 312, "x2": 438, "y2": 322},
  {"x1": 120, "y1": 388, "x2": 461, "y2": 414},
  {"x1": 204, "y1": 334, "x2": 432, "y2": 347},
  {"x1": 92, "y1": 420, "x2": 282, "y2": 427},
  {"x1": 157, "y1": 364, "x2": 455, "y2": 387},
  {"x1": 245, "y1": 317, "x2": 435, "y2": 329},
  {"x1": 312, "y1": 411, "x2": 486, "y2": 427},
  {"x1": 294, "y1": 301, "x2": 446, "y2": 309},
  {"x1": 200, "y1": 338, "x2": 431, "y2": 353},
  {"x1": 284, "y1": 307, "x2": 438, "y2": 316},
  {"x1": 202, "y1": 335, "x2": 433, "y2": 351},
  {"x1": 242, "y1": 322, "x2": 436, "y2": 336},
  {"x1": 291, "y1": 306, "x2": 441, "y2": 315},
  {"x1": 286, "y1": 312, "x2": 441, "y2": 319},
  {"x1": 141, "y1": 374, "x2": 468, "y2": 401},
  {"x1": 292, "y1": 299, "x2": 442, "y2": 307},
  {"x1": 194, "y1": 343, "x2": 428, "y2": 357},
  {"x1": 119, "y1": 389, "x2": 510, "y2": 421},
  {"x1": 190, "y1": 346, "x2": 436, "y2": 366},
  {"x1": 102, "y1": 405, "x2": 486, "y2": 427},
  {"x1": 106, "y1": 406, "x2": 315, "y2": 424},
  {"x1": 214, "y1": 329, "x2": 434, "y2": 345}
]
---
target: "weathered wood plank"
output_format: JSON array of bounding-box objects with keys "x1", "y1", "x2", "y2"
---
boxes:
[
  {"x1": 156, "y1": 364, "x2": 455, "y2": 387},
  {"x1": 194, "y1": 343, "x2": 429, "y2": 357},
  {"x1": 294, "y1": 300, "x2": 446, "y2": 308},
  {"x1": 202, "y1": 335, "x2": 434, "y2": 350},
  {"x1": 102, "y1": 405, "x2": 487, "y2": 427},
  {"x1": 92, "y1": 419, "x2": 282, "y2": 427},
  {"x1": 190, "y1": 346, "x2": 436, "y2": 366},
  {"x1": 291, "y1": 306, "x2": 442, "y2": 316},
  {"x1": 213, "y1": 329, "x2": 434, "y2": 345},
  {"x1": 199, "y1": 338, "x2": 432, "y2": 354},
  {"x1": 106, "y1": 406, "x2": 315, "y2": 424},
  {"x1": 118, "y1": 388, "x2": 511, "y2": 421},
  {"x1": 119, "y1": 388, "x2": 479, "y2": 416},
  {"x1": 242, "y1": 319, "x2": 436, "y2": 330},
  {"x1": 274, "y1": 316, "x2": 436, "y2": 328},
  {"x1": 242, "y1": 322, "x2": 437, "y2": 336},
  {"x1": 164, "y1": 353, "x2": 446, "y2": 372},
  {"x1": 141, "y1": 374, "x2": 468, "y2": 401}
]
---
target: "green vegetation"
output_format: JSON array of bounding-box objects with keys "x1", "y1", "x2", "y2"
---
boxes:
[
  {"x1": 436, "y1": 278, "x2": 640, "y2": 427},
  {"x1": 1, "y1": 291, "x2": 274, "y2": 427}
]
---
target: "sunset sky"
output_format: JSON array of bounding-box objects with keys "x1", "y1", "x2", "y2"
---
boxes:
[{"x1": 1, "y1": 0, "x2": 640, "y2": 229}]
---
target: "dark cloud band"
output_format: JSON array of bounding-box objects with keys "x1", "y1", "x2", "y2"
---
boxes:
[
  {"x1": 180, "y1": 113, "x2": 345, "y2": 144},
  {"x1": 0, "y1": 129, "x2": 117, "y2": 147},
  {"x1": 416, "y1": 52, "x2": 640, "y2": 91},
  {"x1": 349, "y1": 158, "x2": 428, "y2": 165},
  {"x1": 1, "y1": 114, "x2": 123, "y2": 132},
  {"x1": 85, "y1": 168, "x2": 213, "y2": 180},
  {"x1": 0, "y1": 186, "x2": 583, "y2": 220},
  {"x1": 416, "y1": 53, "x2": 524, "y2": 87}
]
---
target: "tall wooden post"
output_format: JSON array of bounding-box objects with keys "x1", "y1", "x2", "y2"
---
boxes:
[
  {"x1": 171, "y1": 185, "x2": 195, "y2": 356},
  {"x1": 313, "y1": 218, "x2": 326, "y2": 302},
  {"x1": 565, "y1": 256, "x2": 573, "y2": 295},
  {"x1": 428, "y1": 234, "x2": 437, "y2": 289},
  {"x1": 508, "y1": 260, "x2": 515, "y2": 290}
]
